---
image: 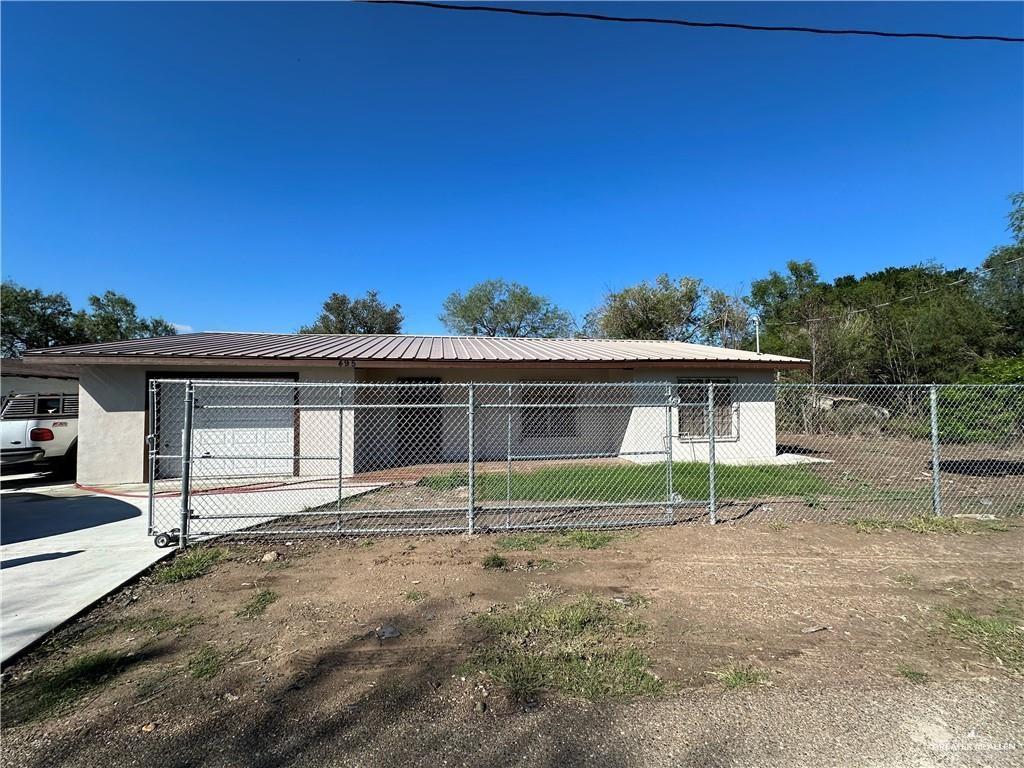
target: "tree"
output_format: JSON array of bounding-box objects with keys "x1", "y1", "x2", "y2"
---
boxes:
[
  {"x1": 440, "y1": 280, "x2": 573, "y2": 337},
  {"x1": 701, "y1": 289, "x2": 752, "y2": 349},
  {"x1": 585, "y1": 275, "x2": 704, "y2": 341},
  {"x1": 299, "y1": 290, "x2": 403, "y2": 334},
  {"x1": 1, "y1": 282, "x2": 176, "y2": 357},
  {"x1": 76, "y1": 291, "x2": 178, "y2": 342},
  {"x1": 1, "y1": 282, "x2": 81, "y2": 357},
  {"x1": 1007, "y1": 191, "x2": 1024, "y2": 243}
]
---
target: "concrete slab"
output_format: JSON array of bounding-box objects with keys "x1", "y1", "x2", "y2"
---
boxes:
[{"x1": 0, "y1": 477, "x2": 167, "y2": 663}]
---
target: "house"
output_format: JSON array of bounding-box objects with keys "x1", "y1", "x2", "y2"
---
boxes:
[{"x1": 24, "y1": 333, "x2": 808, "y2": 486}]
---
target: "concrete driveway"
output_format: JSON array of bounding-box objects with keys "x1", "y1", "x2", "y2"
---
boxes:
[{"x1": 1, "y1": 473, "x2": 168, "y2": 663}]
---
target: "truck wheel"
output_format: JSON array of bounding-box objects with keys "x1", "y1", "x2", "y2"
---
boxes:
[{"x1": 58, "y1": 444, "x2": 78, "y2": 479}]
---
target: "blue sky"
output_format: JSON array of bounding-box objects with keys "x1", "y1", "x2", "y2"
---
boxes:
[{"x1": 3, "y1": 2, "x2": 1022, "y2": 335}]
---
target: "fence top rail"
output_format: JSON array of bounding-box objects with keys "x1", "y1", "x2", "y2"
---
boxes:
[
  {"x1": 150, "y1": 378, "x2": 1024, "y2": 390},
  {"x1": 152, "y1": 379, "x2": 681, "y2": 389}
]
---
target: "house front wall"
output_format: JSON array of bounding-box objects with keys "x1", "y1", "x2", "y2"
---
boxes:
[
  {"x1": 77, "y1": 364, "x2": 355, "y2": 486},
  {"x1": 76, "y1": 363, "x2": 779, "y2": 486},
  {"x1": 353, "y1": 366, "x2": 779, "y2": 470}
]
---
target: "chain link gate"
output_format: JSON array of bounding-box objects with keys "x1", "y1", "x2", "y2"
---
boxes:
[{"x1": 147, "y1": 380, "x2": 1024, "y2": 547}]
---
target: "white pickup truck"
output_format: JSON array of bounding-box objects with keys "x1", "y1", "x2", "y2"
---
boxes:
[{"x1": 1, "y1": 392, "x2": 79, "y2": 474}]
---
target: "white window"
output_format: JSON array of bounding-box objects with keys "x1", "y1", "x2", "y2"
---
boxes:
[
  {"x1": 521, "y1": 386, "x2": 577, "y2": 440},
  {"x1": 676, "y1": 378, "x2": 737, "y2": 439}
]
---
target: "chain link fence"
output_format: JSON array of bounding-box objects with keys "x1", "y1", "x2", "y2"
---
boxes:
[{"x1": 147, "y1": 380, "x2": 1024, "y2": 546}]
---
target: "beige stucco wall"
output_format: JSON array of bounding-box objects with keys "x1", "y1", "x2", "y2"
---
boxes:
[
  {"x1": 353, "y1": 366, "x2": 779, "y2": 470},
  {"x1": 77, "y1": 365, "x2": 354, "y2": 486},
  {"x1": 621, "y1": 369, "x2": 778, "y2": 464},
  {"x1": 297, "y1": 367, "x2": 355, "y2": 478},
  {"x1": 78, "y1": 367, "x2": 148, "y2": 485},
  {"x1": 76, "y1": 363, "x2": 780, "y2": 486}
]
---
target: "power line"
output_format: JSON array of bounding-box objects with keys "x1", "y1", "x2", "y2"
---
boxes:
[{"x1": 363, "y1": 1, "x2": 1024, "y2": 44}]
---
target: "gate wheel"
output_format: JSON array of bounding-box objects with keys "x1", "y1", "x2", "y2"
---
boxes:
[{"x1": 153, "y1": 530, "x2": 179, "y2": 548}]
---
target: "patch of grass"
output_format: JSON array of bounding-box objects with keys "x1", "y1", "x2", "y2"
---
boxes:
[
  {"x1": 848, "y1": 517, "x2": 893, "y2": 534},
  {"x1": 975, "y1": 519, "x2": 1011, "y2": 533},
  {"x1": 766, "y1": 520, "x2": 790, "y2": 532},
  {"x1": 496, "y1": 533, "x2": 551, "y2": 551},
  {"x1": 188, "y1": 644, "x2": 227, "y2": 680},
  {"x1": 623, "y1": 618, "x2": 649, "y2": 637},
  {"x1": 405, "y1": 590, "x2": 427, "y2": 602},
  {"x1": 850, "y1": 516, "x2": 1012, "y2": 536},
  {"x1": 940, "y1": 607, "x2": 1024, "y2": 672},
  {"x1": 3, "y1": 652, "x2": 135, "y2": 723},
  {"x1": 556, "y1": 530, "x2": 615, "y2": 550},
  {"x1": 529, "y1": 558, "x2": 559, "y2": 572},
  {"x1": 483, "y1": 553, "x2": 509, "y2": 570},
  {"x1": 467, "y1": 591, "x2": 662, "y2": 701},
  {"x1": 422, "y1": 462, "x2": 831, "y2": 502},
  {"x1": 155, "y1": 547, "x2": 226, "y2": 584},
  {"x1": 236, "y1": 589, "x2": 279, "y2": 620},
  {"x1": 357, "y1": 539, "x2": 375, "y2": 548},
  {"x1": 119, "y1": 612, "x2": 202, "y2": 636},
  {"x1": 897, "y1": 665, "x2": 929, "y2": 684},
  {"x1": 893, "y1": 573, "x2": 919, "y2": 588},
  {"x1": 709, "y1": 664, "x2": 770, "y2": 690},
  {"x1": 902, "y1": 516, "x2": 970, "y2": 534}
]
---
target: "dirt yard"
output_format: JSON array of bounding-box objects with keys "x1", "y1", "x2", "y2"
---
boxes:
[{"x1": 3, "y1": 521, "x2": 1022, "y2": 768}]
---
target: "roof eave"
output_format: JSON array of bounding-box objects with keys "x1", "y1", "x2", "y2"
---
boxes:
[{"x1": 21, "y1": 353, "x2": 809, "y2": 371}]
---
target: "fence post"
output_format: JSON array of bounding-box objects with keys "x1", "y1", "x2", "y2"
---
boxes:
[
  {"x1": 178, "y1": 381, "x2": 195, "y2": 549},
  {"x1": 665, "y1": 384, "x2": 675, "y2": 522},
  {"x1": 929, "y1": 383, "x2": 942, "y2": 517},
  {"x1": 146, "y1": 381, "x2": 157, "y2": 537},
  {"x1": 506, "y1": 383, "x2": 513, "y2": 530},
  {"x1": 342, "y1": 385, "x2": 350, "y2": 536},
  {"x1": 467, "y1": 382, "x2": 476, "y2": 535},
  {"x1": 707, "y1": 382, "x2": 717, "y2": 525}
]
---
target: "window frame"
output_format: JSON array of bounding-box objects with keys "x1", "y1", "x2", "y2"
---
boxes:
[
  {"x1": 675, "y1": 377, "x2": 739, "y2": 441},
  {"x1": 519, "y1": 385, "x2": 579, "y2": 441}
]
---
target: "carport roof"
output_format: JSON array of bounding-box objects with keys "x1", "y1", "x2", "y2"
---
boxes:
[{"x1": 24, "y1": 332, "x2": 808, "y2": 368}]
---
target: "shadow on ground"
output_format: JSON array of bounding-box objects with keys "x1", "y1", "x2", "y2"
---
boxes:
[
  {"x1": 3, "y1": 598, "x2": 633, "y2": 768},
  {"x1": 939, "y1": 459, "x2": 1024, "y2": 477},
  {"x1": 0, "y1": 551, "x2": 84, "y2": 569},
  {"x1": 1, "y1": 494, "x2": 141, "y2": 545}
]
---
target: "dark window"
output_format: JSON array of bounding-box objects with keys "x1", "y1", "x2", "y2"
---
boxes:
[
  {"x1": 521, "y1": 386, "x2": 577, "y2": 440},
  {"x1": 677, "y1": 379, "x2": 735, "y2": 438},
  {"x1": 36, "y1": 397, "x2": 61, "y2": 415}
]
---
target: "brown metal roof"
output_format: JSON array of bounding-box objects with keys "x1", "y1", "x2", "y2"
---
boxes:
[{"x1": 23, "y1": 332, "x2": 807, "y2": 366}]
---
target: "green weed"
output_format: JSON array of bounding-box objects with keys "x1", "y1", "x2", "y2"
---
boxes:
[
  {"x1": 236, "y1": 590, "x2": 279, "y2": 620},
  {"x1": 155, "y1": 547, "x2": 226, "y2": 584},
  {"x1": 940, "y1": 607, "x2": 1023, "y2": 672},
  {"x1": 709, "y1": 664, "x2": 770, "y2": 690},
  {"x1": 188, "y1": 645, "x2": 227, "y2": 680},
  {"x1": 483, "y1": 553, "x2": 509, "y2": 570},
  {"x1": 467, "y1": 591, "x2": 661, "y2": 701},
  {"x1": 3, "y1": 652, "x2": 135, "y2": 723}
]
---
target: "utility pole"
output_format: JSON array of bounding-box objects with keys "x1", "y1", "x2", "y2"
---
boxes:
[{"x1": 753, "y1": 315, "x2": 761, "y2": 354}]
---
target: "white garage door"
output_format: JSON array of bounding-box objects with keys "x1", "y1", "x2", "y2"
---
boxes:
[{"x1": 155, "y1": 380, "x2": 295, "y2": 480}]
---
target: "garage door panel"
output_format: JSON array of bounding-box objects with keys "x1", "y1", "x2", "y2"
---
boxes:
[{"x1": 156, "y1": 379, "x2": 295, "y2": 480}]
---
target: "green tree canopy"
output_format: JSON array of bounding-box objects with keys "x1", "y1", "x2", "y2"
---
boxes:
[
  {"x1": 440, "y1": 279, "x2": 573, "y2": 337},
  {"x1": 1, "y1": 282, "x2": 176, "y2": 357},
  {"x1": 585, "y1": 275, "x2": 704, "y2": 341},
  {"x1": 299, "y1": 290, "x2": 403, "y2": 335}
]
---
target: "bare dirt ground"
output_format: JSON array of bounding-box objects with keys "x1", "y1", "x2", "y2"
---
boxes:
[{"x1": 2, "y1": 521, "x2": 1022, "y2": 768}]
